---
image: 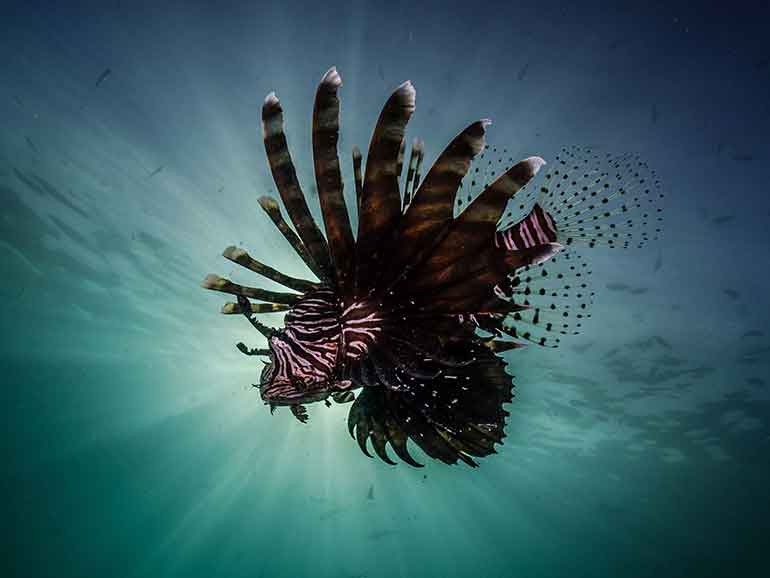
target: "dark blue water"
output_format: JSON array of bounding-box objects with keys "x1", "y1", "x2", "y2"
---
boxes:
[{"x1": 3, "y1": 1, "x2": 769, "y2": 577}]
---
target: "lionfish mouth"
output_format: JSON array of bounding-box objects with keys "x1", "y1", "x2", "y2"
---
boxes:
[
  {"x1": 260, "y1": 382, "x2": 329, "y2": 406},
  {"x1": 260, "y1": 383, "x2": 300, "y2": 403}
]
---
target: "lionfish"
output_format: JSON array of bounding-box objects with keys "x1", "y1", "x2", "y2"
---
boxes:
[{"x1": 202, "y1": 67, "x2": 662, "y2": 467}]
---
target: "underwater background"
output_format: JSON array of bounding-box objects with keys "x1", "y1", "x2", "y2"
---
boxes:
[{"x1": 3, "y1": 1, "x2": 769, "y2": 576}]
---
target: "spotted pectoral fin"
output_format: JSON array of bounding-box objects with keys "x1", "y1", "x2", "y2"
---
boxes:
[
  {"x1": 346, "y1": 348, "x2": 513, "y2": 467},
  {"x1": 493, "y1": 249, "x2": 595, "y2": 348}
]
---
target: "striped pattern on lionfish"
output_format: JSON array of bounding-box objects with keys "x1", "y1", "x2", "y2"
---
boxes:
[{"x1": 202, "y1": 67, "x2": 663, "y2": 467}]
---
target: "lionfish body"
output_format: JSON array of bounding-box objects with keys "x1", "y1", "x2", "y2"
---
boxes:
[{"x1": 203, "y1": 67, "x2": 662, "y2": 467}]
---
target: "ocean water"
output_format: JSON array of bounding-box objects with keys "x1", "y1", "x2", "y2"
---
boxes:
[{"x1": 3, "y1": 1, "x2": 769, "y2": 577}]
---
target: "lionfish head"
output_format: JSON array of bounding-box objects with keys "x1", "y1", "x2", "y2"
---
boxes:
[{"x1": 257, "y1": 333, "x2": 333, "y2": 407}]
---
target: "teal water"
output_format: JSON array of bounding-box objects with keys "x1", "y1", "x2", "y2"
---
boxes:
[{"x1": 3, "y1": 1, "x2": 769, "y2": 577}]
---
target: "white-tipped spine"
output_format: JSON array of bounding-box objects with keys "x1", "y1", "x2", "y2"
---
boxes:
[
  {"x1": 395, "y1": 80, "x2": 416, "y2": 109},
  {"x1": 222, "y1": 245, "x2": 246, "y2": 261},
  {"x1": 264, "y1": 91, "x2": 279, "y2": 106},
  {"x1": 526, "y1": 156, "x2": 547, "y2": 174},
  {"x1": 320, "y1": 66, "x2": 342, "y2": 89},
  {"x1": 201, "y1": 273, "x2": 226, "y2": 290}
]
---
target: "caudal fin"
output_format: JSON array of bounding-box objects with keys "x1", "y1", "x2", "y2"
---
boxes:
[
  {"x1": 478, "y1": 145, "x2": 663, "y2": 348},
  {"x1": 497, "y1": 145, "x2": 664, "y2": 250}
]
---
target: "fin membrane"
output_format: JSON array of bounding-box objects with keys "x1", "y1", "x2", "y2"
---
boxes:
[
  {"x1": 347, "y1": 344, "x2": 513, "y2": 467},
  {"x1": 498, "y1": 145, "x2": 664, "y2": 249},
  {"x1": 485, "y1": 250, "x2": 594, "y2": 348}
]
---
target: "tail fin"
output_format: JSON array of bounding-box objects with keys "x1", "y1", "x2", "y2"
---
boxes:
[
  {"x1": 497, "y1": 146, "x2": 664, "y2": 251},
  {"x1": 482, "y1": 145, "x2": 662, "y2": 348}
]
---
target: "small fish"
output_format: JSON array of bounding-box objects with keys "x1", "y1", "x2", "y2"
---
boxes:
[
  {"x1": 650, "y1": 104, "x2": 658, "y2": 125},
  {"x1": 319, "y1": 507, "x2": 345, "y2": 521},
  {"x1": 366, "y1": 484, "x2": 374, "y2": 500},
  {"x1": 711, "y1": 215, "x2": 735, "y2": 225},
  {"x1": 13, "y1": 95, "x2": 23, "y2": 107},
  {"x1": 94, "y1": 68, "x2": 112, "y2": 87},
  {"x1": 367, "y1": 529, "x2": 397, "y2": 540},
  {"x1": 651, "y1": 336, "x2": 672, "y2": 349},
  {"x1": 377, "y1": 64, "x2": 385, "y2": 81},
  {"x1": 517, "y1": 62, "x2": 529, "y2": 81},
  {"x1": 741, "y1": 330, "x2": 763, "y2": 338},
  {"x1": 606, "y1": 282, "x2": 630, "y2": 292},
  {"x1": 754, "y1": 57, "x2": 770, "y2": 71},
  {"x1": 742, "y1": 346, "x2": 770, "y2": 358},
  {"x1": 731, "y1": 153, "x2": 754, "y2": 162},
  {"x1": 723, "y1": 289, "x2": 740, "y2": 300},
  {"x1": 146, "y1": 165, "x2": 164, "y2": 179},
  {"x1": 746, "y1": 377, "x2": 765, "y2": 386},
  {"x1": 653, "y1": 250, "x2": 662, "y2": 272},
  {"x1": 629, "y1": 287, "x2": 649, "y2": 295},
  {"x1": 201, "y1": 67, "x2": 663, "y2": 468},
  {"x1": 25, "y1": 137, "x2": 39, "y2": 153}
]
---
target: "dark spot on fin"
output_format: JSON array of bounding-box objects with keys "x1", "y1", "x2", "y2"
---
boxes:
[{"x1": 492, "y1": 251, "x2": 594, "y2": 348}]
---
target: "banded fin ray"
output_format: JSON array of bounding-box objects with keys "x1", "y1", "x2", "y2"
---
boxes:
[
  {"x1": 381, "y1": 121, "x2": 490, "y2": 289},
  {"x1": 424, "y1": 156, "x2": 546, "y2": 269},
  {"x1": 396, "y1": 136, "x2": 406, "y2": 180},
  {"x1": 257, "y1": 196, "x2": 328, "y2": 282},
  {"x1": 312, "y1": 67, "x2": 355, "y2": 292},
  {"x1": 262, "y1": 92, "x2": 333, "y2": 279},
  {"x1": 415, "y1": 244, "x2": 562, "y2": 316},
  {"x1": 399, "y1": 157, "x2": 546, "y2": 297},
  {"x1": 221, "y1": 301, "x2": 291, "y2": 315},
  {"x1": 222, "y1": 245, "x2": 318, "y2": 293},
  {"x1": 352, "y1": 145, "x2": 363, "y2": 212},
  {"x1": 356, "y1": 80, "x2": 416, "y2": 296},
  {"x1": 402, "y1": 138, "x2": 421, "y2": 210},
  {"x1": 201, "y1": 274, "x2": 301, "y2": 305}
]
